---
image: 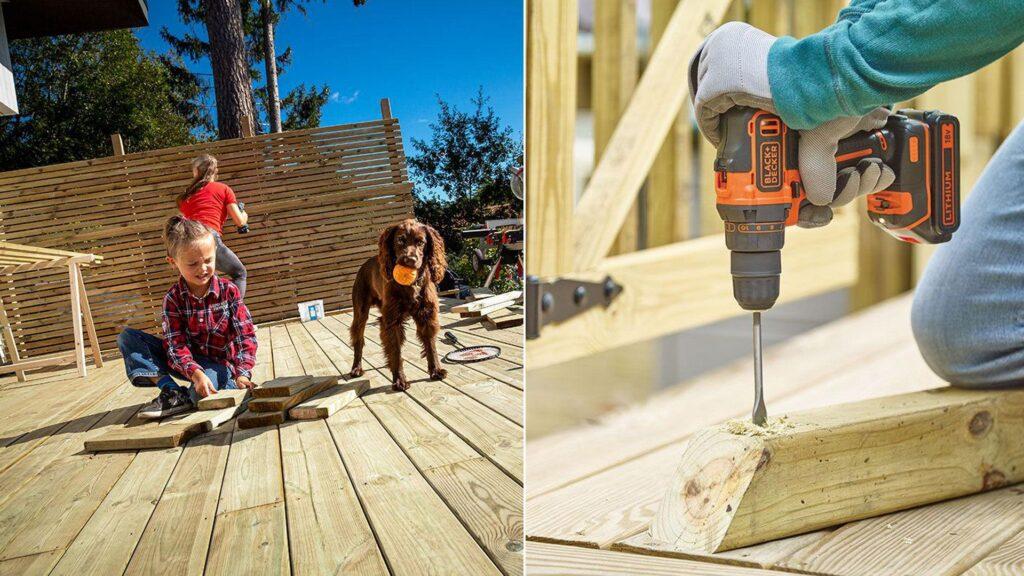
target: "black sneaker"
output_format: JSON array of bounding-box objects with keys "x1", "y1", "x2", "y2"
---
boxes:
[{"x1": 138, "y1": 387, "x2": 193, "y2": 420}]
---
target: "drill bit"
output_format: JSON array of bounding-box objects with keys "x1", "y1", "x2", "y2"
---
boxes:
[{"x1": 752, "y1": 312, "x2": 767, "y2": 427}]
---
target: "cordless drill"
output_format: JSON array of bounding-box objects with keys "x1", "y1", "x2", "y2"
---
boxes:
[
  {"x1": 715, "y1": 107, "x2": 961, "y2": 425},
  {"x1": 716, "y1": 107, "x2": 961, "y2": 311},
  {"x1": 236, "y1": 201, "x2": 249, "y2": 234}
]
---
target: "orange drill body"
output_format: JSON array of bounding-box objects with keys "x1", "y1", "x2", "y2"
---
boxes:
[{"x1": 715, "y1": 107, "x2": 961, "y2": 311}]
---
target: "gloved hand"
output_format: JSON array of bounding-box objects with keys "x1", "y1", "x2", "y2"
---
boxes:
[
  {"x1": 689, "y1": 22, "x2": 896, "y2": 228},
  {"x1": 795, "y1": 109, "x2": 896, "y2": 227}
]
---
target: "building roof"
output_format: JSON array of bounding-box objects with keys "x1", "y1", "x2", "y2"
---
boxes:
[{"x1": 2, "y1": 0, "x2": 149, "y2": 40}]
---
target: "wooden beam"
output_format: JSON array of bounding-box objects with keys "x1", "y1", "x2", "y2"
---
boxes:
[
  {"x1": 288, "y1": 379, "x2": 369, "y2": 420},
  {"x1": 484, "y1": 310, "x2": 523, "y2": 329},
  {"x1": 75, "y1": 265, "x2": 103, "y2": 369},
  {"x1": 526, "y1": 0, "x2": 577, "y2": 277},
  {"x1": 648, "y1": 386, "x2": 1024, "y2": 553},
  {"x1": 526, "y1": 541, "x2": 782, "y2": 575},
  {"x1": 572, "y1": 0, "x2": 732, "y2": 271},
  {"x1": 196, "y1": 388, "x2": 250, "y2": 410},
  {"x1": 528, "y1": 208, "x2": 857, "y2": 369},
  {"x1": 0, "y1": 290, "x2": 24, "y2": 381},
  {"x1": 252, "y1": 375, "x2": 314, "y2": 398},
  {"x1": 110, "y1": 133, "x2": 125, "y2": 156},
  {"x1": 450, "y1": 290, "x2": 522, "y2": 313},
  {"x1": 248, "y1": 376, "x2": 336, "y2": 412},
  {"x1": 593, "y1": 0, "x2": 639, "y2": 255},
  {"x1": 461, "y1": 300, "x2": 515, "y2": 318},
  {"x1": 0, "y1": 350, "x2": 76, "y2": 373},
  {"x1": 238, "y1": 409, "x2": 285, "y2": 429},
  {"x1": 68, "y1": 263, "x2": 86, "y2": 378},
  {"x1": 646, "y1": 0, "x2": 691, "y2": 247}
]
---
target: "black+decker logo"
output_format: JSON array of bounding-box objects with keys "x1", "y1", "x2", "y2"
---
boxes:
[{"x1": 759, "y1": 142, "x2": 781, "y2": 191}]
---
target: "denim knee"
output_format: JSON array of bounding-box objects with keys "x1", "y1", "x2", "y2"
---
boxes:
[
  {"x1": 117, "y1": 327, "x2": 143, "y2": 354},
  {"x1": 911, "y1": 280, "x2": 1015, "y2": 389}
]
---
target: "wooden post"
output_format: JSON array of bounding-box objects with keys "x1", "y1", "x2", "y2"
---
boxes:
[
  {"x1": 110, "y1": 133, "x2": 125, "y2": 156},
  {"x1": 649, "y1": 386, "x2": 1024, "y2": 553},
  {"x1": 0, "y1": 289, "x2": 24, "y2": 382},
  {"x1": 75, "y1": 265, "x2": 103, "y2": 369},
  {"x1": 571, "y1": 0, "x2": 733, "y2": 271},
  {"x1": 379, "y1": 98, "x2": 403, "y2": 184},
  {"x1": 526, "y1": 0, "x2": 577, "y2": 277},
  {"x1": 240, "y1": 115, "x2": 254, "y2": 139},
  {"x1": 593, "y1": 0, "x2": 639, "y2": 255},
  {"x1": 68, "y1": 263, "x2": 86, "y2": 378},
  {"x1": 646, "y1": 0, "x2": 689, "y2": 246}
]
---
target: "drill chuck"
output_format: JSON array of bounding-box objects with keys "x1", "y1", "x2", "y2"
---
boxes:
[
  {"x1": 719, "y1": 204, "x2": 787, "y2": 311},
  {"x1": 731, "y1": 251, "x2": 781, "y2": 311}
]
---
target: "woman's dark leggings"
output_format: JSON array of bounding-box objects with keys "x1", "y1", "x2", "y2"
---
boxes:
[{"x1": 213, "y1": 233, "x2": 247, "y2": 297}]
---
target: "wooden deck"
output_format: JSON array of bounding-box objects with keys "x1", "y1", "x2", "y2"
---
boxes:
[
  {"x1": 525, "y1": 294, "x2": 1024, "y2": 575},
  {"x1": 0, "y1": 302, "x2": 523, "y2": 576}
]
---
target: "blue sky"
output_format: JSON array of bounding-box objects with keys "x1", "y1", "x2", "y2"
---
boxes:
[{"x1": 134, "y1": 0, "x2": 523, "y2": 153}]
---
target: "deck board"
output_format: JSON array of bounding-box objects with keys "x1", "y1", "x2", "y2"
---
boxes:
[
  {"x1": 329, "y1": 313, "x2": 524, "y2": 481},
  {"x1": 0, "y1": 306, "x2": 522, "y2": 575}
]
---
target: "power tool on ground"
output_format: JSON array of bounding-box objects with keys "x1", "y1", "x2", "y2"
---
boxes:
[{"x1": 715, "y1": 107, "x2": 961, "y2": 426}]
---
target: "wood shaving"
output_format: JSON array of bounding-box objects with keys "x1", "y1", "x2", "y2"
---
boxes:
[{"x1": 724, "y1": 416, "x2": 796, "y2": 437}]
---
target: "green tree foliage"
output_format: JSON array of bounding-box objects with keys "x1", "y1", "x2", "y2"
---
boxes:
[
  {"x1": 281, "y1": 83, "x2": 331, "y2": 130},
  {"x1": 408, "y1": 90, "x2": 523, "y2": 255},
  {"x1": 164, "y1": 0, "x2": 363, "y2": 132},
  {"x1": 0, "y1": 31, "x2": 210, "y2": 170}
]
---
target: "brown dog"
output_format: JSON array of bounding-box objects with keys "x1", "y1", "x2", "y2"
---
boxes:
[{"x1": 349, "y1": 219, "x2": 448, "y2": 390}]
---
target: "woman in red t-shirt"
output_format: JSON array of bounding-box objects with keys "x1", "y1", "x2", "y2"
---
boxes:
[{"x1": 177, "y1": 154, "x2": 249, "y2": 297}]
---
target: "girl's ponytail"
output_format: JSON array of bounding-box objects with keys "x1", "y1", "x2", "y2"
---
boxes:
[{"x1": 178, "y1": 154, "x2": 219, "y2": 206}]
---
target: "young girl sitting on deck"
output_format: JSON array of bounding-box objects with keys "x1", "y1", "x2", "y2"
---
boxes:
[
  {"x1": 178, "y1": 154, "x2": 250, "y2": 297},
  {"x1": 117, "y1": 216, "x2": 258, "y2": 419}
]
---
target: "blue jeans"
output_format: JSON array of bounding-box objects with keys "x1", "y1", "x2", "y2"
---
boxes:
[
  {"x1": 912, "y1": 119, "x2": 1024, "y2": 389},
  {"x1": 117, "y1": 327, "x2": 238, "y2": 403}
]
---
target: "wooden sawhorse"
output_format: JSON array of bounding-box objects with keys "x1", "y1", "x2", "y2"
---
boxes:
[{"x1": 0, "y1": 243, "x2": 103, "y2": 380}]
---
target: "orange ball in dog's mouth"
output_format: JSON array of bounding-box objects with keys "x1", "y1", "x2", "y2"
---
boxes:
[{"x1": 392, "y1": 264, "x2": 417, "y2": 286}]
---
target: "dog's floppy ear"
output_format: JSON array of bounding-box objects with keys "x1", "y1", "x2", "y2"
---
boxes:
[
  {"x1": 378, "y1": 223, "x2": 398, "y2": 279},
  {"x1": 424, "y1": 224, "x2": 447, "y2": 284}
]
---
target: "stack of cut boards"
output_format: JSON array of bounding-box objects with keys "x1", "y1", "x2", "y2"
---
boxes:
[
  {"x1": 451, "y1": 290, "x2": 523, "y2": 329},
  {"x1": 237, "y1": 375, "x2": 369, "y2": 429},
  {"x1": 84, "y1": 376, "x2": 369, "y2": 450}
]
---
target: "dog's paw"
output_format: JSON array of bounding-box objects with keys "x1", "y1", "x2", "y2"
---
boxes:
[
  {"x1": 430, "y1": 367, "x2": 447, "y2": 380},
  {"x1": 392, "y1": 377, "x2": 411, "y2": 392},
  {"x1": 349, "y1": 366, "x2": 364, "y2": 378}
]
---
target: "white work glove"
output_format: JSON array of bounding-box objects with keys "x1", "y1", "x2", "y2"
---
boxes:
[
  {"x1": 796, "y1": 109, "x2": 897, "y2": 227},
  {"x1": 689, "y1": 22, "x2": 896, "y2": 228}
]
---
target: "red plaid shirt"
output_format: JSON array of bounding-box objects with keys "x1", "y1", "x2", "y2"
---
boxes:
[{"x1": 162, "y1": 276, "x2": 258, "y2": 379}]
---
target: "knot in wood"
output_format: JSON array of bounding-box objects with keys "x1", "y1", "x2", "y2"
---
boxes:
[
  {"x1": 969, "y1": 411, "x2": 993, "y2": 437},
  {"x1": 983, "y1": 469, "x2": 1006, "y2": 490}
]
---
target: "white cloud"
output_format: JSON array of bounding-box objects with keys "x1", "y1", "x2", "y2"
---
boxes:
[{"x1": 333, "y1": 90, "x2": 360, "y2": 105}]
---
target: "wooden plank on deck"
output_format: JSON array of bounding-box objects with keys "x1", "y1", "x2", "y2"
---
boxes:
[
  {"x1": 123, "y1": 429, "x2": 232, "y2": 575},
  {"x1": 326, "y1": 404, "x2": 502, "y2": 575},
  {"x1": 280, "y1": 420, "x2": 388, "y2": 575}
]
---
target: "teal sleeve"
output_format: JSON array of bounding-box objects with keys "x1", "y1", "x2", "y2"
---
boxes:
[{"x1": 767, "y1": 1, "x2": 1024, "y2": 129}]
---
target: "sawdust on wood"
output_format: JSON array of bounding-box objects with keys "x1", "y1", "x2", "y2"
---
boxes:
[{"x1": 725, "y1": 415, "x2": 797, "y2": 437}]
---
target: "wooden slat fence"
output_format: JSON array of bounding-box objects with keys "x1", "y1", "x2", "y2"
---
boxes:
[{"x1": 0, "y1": 105, "x2": 414, "y2": 360}]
